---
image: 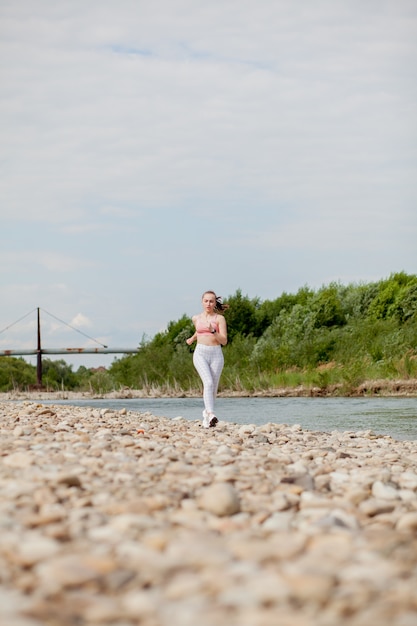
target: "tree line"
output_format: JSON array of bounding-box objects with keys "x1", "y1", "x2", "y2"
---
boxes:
[{"x1": 1, "y1": 272, "x2": 416, "y2": 395}]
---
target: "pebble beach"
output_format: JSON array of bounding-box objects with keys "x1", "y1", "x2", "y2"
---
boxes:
[{"x1": 1, "y1": 400, "x2": 417, "y2": 626}]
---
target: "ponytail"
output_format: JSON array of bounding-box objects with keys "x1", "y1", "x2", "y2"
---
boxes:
[{"x1": 215, "y1": 296, "x2": 229, "y2": 313}]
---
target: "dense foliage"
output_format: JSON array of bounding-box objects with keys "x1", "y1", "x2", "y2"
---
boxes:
[{"x1": 1, "y1": 273, "x2": 417, "y2": 394}]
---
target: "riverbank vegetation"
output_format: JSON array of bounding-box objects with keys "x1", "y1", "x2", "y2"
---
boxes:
[{"x1": 1, "y1": 272, "x2": 417, "y2": 396}]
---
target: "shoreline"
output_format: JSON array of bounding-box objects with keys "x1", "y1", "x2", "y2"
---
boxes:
[{"x1": 1, "y1": 377, "x2": 417, "y2": 402}]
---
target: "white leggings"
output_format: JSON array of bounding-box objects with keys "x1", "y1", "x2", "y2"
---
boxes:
[{"x1": 193, "y1": 344, "x2": 224, "y2": 414}]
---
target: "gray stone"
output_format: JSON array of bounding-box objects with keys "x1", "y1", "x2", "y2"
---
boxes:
[{"x1": 198, "y1": 482, "x2": 241, "y2": 516}]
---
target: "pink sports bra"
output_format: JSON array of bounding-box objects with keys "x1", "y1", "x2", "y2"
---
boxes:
[{"x1": 196, "y1": 314, "x2": 219, "y2": 335}]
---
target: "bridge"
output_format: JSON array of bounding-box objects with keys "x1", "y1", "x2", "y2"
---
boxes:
[{"x1": 0, "y1": 308, "x2": 139, "y2": 387}]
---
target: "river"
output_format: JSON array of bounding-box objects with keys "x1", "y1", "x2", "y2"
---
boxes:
[{"x1": 43, "y1": 396, "x2": 417, "y2": 441}]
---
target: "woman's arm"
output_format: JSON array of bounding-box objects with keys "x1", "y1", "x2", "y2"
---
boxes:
[
  {"x1": 186, "y1": 316, "x2": 198, "y2": 345},
  {"x1": 186, "y1": 331, "x2": 197, "y2": 345},
  {"x1": 214, "y1": 315, "x2": 227, "y2": 346}
]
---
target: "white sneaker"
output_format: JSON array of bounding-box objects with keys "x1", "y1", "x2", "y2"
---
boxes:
[
  {"x1": 202, "y1": 410, "x2": 210, "y2": 428},
  {"x1": 208, "y1": 412, "x2": 218, "y2": 428}
]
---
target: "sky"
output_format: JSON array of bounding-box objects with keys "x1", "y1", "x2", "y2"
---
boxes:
[{"x1": 1, "y1": 0, "x2": 416, "y2": 369}]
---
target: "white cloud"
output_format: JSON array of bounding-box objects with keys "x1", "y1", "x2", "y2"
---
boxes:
[
  {"x1": 70, "y1": 313, "x2": 91, "y2": 328},
  {"x1": 2, "y1": 1, "x2": 415, "y2": 222},
  {"x1": 0, "y1": 0, "x2": 416, "y2": 365},
  {"x1": 0, "y1": 250, "x2": 98, "y2": 273}
]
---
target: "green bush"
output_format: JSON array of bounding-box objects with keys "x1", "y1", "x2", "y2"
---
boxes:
[
  {"x1": 0, "y1": 357, "x2": 36, "y2": 391},
  {"x1": 108, "y1": 274, "x2": 417, "y2": 394},
  {"x1": 42, "y1": 359, "x2": 78, "y2": 390},
  {"x1": 84, "y1": 370, "x2": 116, "y2": 395}
]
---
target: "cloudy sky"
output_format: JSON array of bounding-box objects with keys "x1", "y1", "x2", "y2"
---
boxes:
[{"x1": 1, "y1": 0, "x2": 416, "y2": 369}]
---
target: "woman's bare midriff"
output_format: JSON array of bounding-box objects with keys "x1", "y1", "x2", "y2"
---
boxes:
[{"x1": 197, "y1": 337, "x2": 221, "y2": 346}]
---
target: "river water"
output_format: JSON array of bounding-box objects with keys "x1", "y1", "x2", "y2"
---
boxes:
[{"x1": 44, "y1": 396, "x2": 417, "y2": 441}]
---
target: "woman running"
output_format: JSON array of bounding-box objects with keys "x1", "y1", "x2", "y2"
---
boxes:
[{"x1": 186, "y1": 291, "x2": 228, "y2": 428}]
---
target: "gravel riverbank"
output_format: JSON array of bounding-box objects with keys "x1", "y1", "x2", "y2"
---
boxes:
[{"x1": 1, "y1": 401, "x2": 417, "y2": 626}]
